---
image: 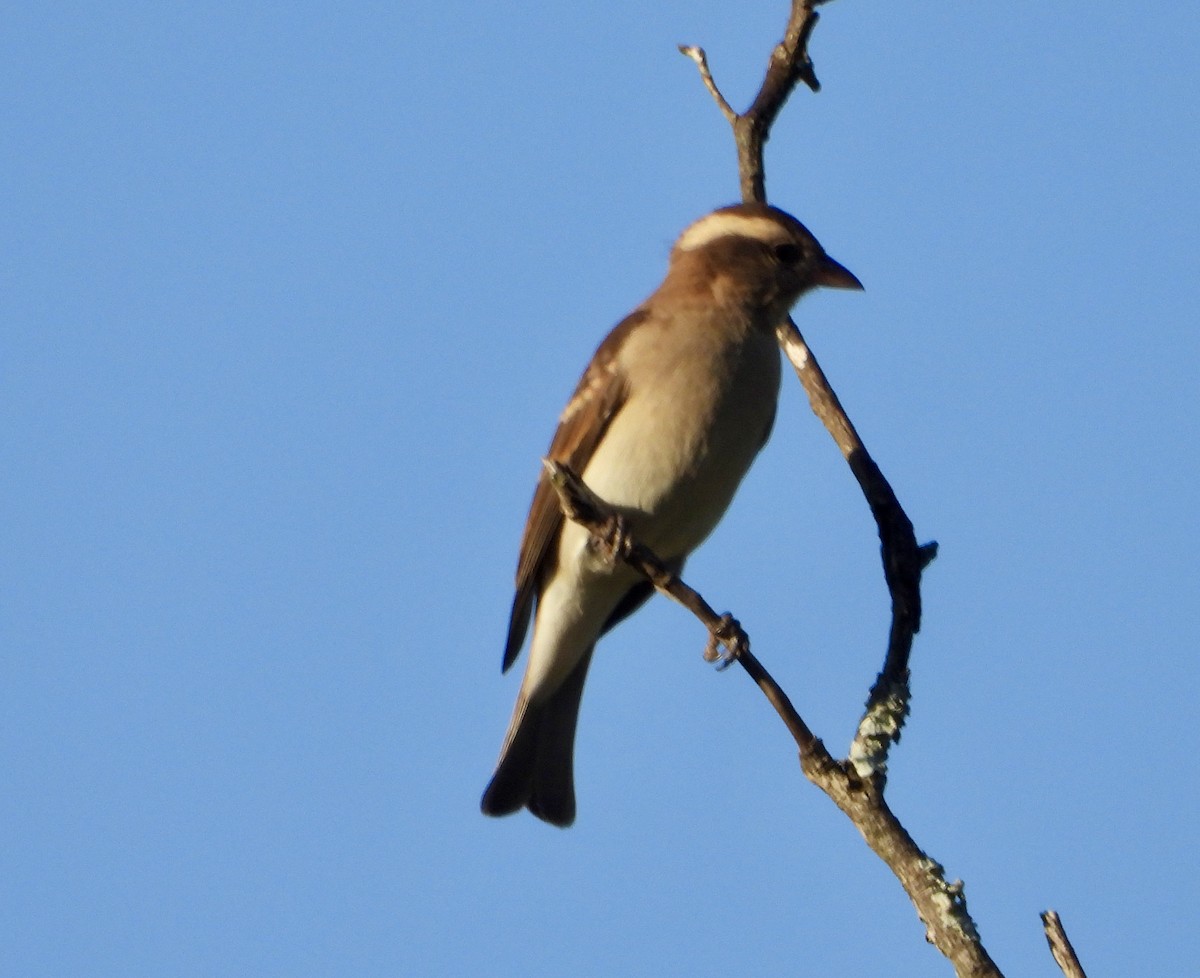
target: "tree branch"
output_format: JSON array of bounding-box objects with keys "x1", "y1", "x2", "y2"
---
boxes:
[
  {"x1": 1041, "y1": 911, "x2": 1090, "y2": 978},
  {"x1": 670, "y1": 4, "x2": 1086, "y2": 975},
  {"x1": 681, "y1": 1, "x2": 823, "y2": 203},
  {"x1": 775, "y1": 325, "x2": 937, "y2": 776},
  {"x1": 544, "y1": 458, "x2": 1001, "y2": 978},
  {"x1": 671, "y1": 5, "x2": 1051, "y2": 976},
  {"x1": 681, "y1": 0, "x2": 936, "y2": 778},
  {"x1": 544, "y1": 458, "x2": 819, "y2": 751}
]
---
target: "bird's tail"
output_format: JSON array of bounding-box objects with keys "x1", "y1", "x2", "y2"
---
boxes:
[{"x1": 480, "y1": 647, "x2": 593, "y2": 827}]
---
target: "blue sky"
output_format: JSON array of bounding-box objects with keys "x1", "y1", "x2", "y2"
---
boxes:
[{"x1": 4, "y1": 3, "x2": 1198, "y2": 976}]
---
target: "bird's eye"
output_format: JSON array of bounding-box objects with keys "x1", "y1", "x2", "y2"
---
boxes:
[{"x1": 773, "y1": 243, "x2": 802, "y2": 264}]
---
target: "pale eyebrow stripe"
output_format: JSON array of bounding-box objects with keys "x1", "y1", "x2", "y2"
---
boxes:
[{"x1": 675, "y1": 213, "x2": 786, "y2": 251}]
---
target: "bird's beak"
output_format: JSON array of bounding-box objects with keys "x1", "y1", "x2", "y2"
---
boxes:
[{"x1": 814, "y1": 254, "x2": 864, "y2": 291}]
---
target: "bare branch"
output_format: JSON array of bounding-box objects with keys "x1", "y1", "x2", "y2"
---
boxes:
[
  {"x1": 776, "y1": 321, "x2": 937, "y2": 775},
  {"x1": 674, "y1": 5, "x2": 1023, "y2": 975},
  {"x1": 680, "y1": 1, "x2": 823, "y2": 202},
  {"x1": 685, "y1": 0, "x2": 937, "y2": 779},
  {"x1": 677, "y1": 46, "x2": 736, "y2": 124},
  {"x1": 543, "y1": 459, "x2": 1002, "y2": 978},
  {"x1": 543, "y1": 459, "x2": 817, "y2": 751},
  {"x1": 1042, "y1": 911, "x2": 1090, "y2": 978},
  {"x1": 542, "y1": 459, "x2": 737, "y2": 652}
]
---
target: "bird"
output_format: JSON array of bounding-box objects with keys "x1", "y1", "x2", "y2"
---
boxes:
[{"x1": 481, "y1": 202, "x2": 862, "y2": 826}]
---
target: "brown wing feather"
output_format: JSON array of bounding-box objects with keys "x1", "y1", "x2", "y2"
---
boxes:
[{"x1": 501, "y1": 310, "x2": 648, "y2": 671}]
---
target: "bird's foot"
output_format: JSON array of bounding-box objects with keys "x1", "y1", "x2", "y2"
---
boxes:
[
  {"x1": 705, "y1": 614, "x2": 748, "y2": 670},
  {"x1": 589, "y1": 513, "x2": 634, "y2": 565}
]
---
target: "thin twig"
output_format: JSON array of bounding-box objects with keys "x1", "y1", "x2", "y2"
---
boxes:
[
  {"x1": 544, "y1": 459, "x2": 818, "y2": 752},
  {"x1": 681, "y1": 1, "x2": 824, "y2": 201},
  {"x1": 776, "y1": 321, "x2": 937, "y2": 775},
  {"x1": 677, "y1": 46, "x2": 736, "y2": 123},
  {"x1": 1041, "y1": 911, "x2": 1090, "y2": 978}
]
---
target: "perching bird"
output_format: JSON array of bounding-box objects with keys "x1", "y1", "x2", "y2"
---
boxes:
[{"x1": 481, "y1": 203, "x2": 862, "y2": 826}]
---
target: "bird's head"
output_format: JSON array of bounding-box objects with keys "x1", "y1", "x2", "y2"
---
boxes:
[{"x1": 669, "y1": 203, "x2": 862, "y2": 319}]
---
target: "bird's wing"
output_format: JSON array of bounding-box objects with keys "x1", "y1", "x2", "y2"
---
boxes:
[{"x1": 501, "y1": 309, "x2": 648, "y2": 671}]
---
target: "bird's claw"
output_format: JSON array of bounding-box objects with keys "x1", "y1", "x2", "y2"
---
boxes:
[
  {"x1": 704, "y1": 614, "x2": 748, "y2": 670},
  {"x1": 589, "y1": 513, "x2": 634, "y2": 565}
]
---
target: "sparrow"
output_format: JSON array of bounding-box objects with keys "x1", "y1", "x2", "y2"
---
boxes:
[{"x1": 481, "y1": 203, "x2": 862, "y2": 826}]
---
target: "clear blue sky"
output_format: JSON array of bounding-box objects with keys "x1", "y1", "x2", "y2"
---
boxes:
[{"x1": 4, "y1": 3, "x2": 1197, "y2": 976}]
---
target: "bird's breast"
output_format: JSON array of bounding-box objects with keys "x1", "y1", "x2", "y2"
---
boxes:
[{"x1": 579, "y1": 317, "x2": 781, "y2": 560}]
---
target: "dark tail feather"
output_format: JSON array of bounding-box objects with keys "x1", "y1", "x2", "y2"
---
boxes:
[
  {"x1": 480, "y1": 648, "x2": 593, "y2": 827},
  {"x1": 479, "y1": 694, "x2": 538, "y2": 819}
]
